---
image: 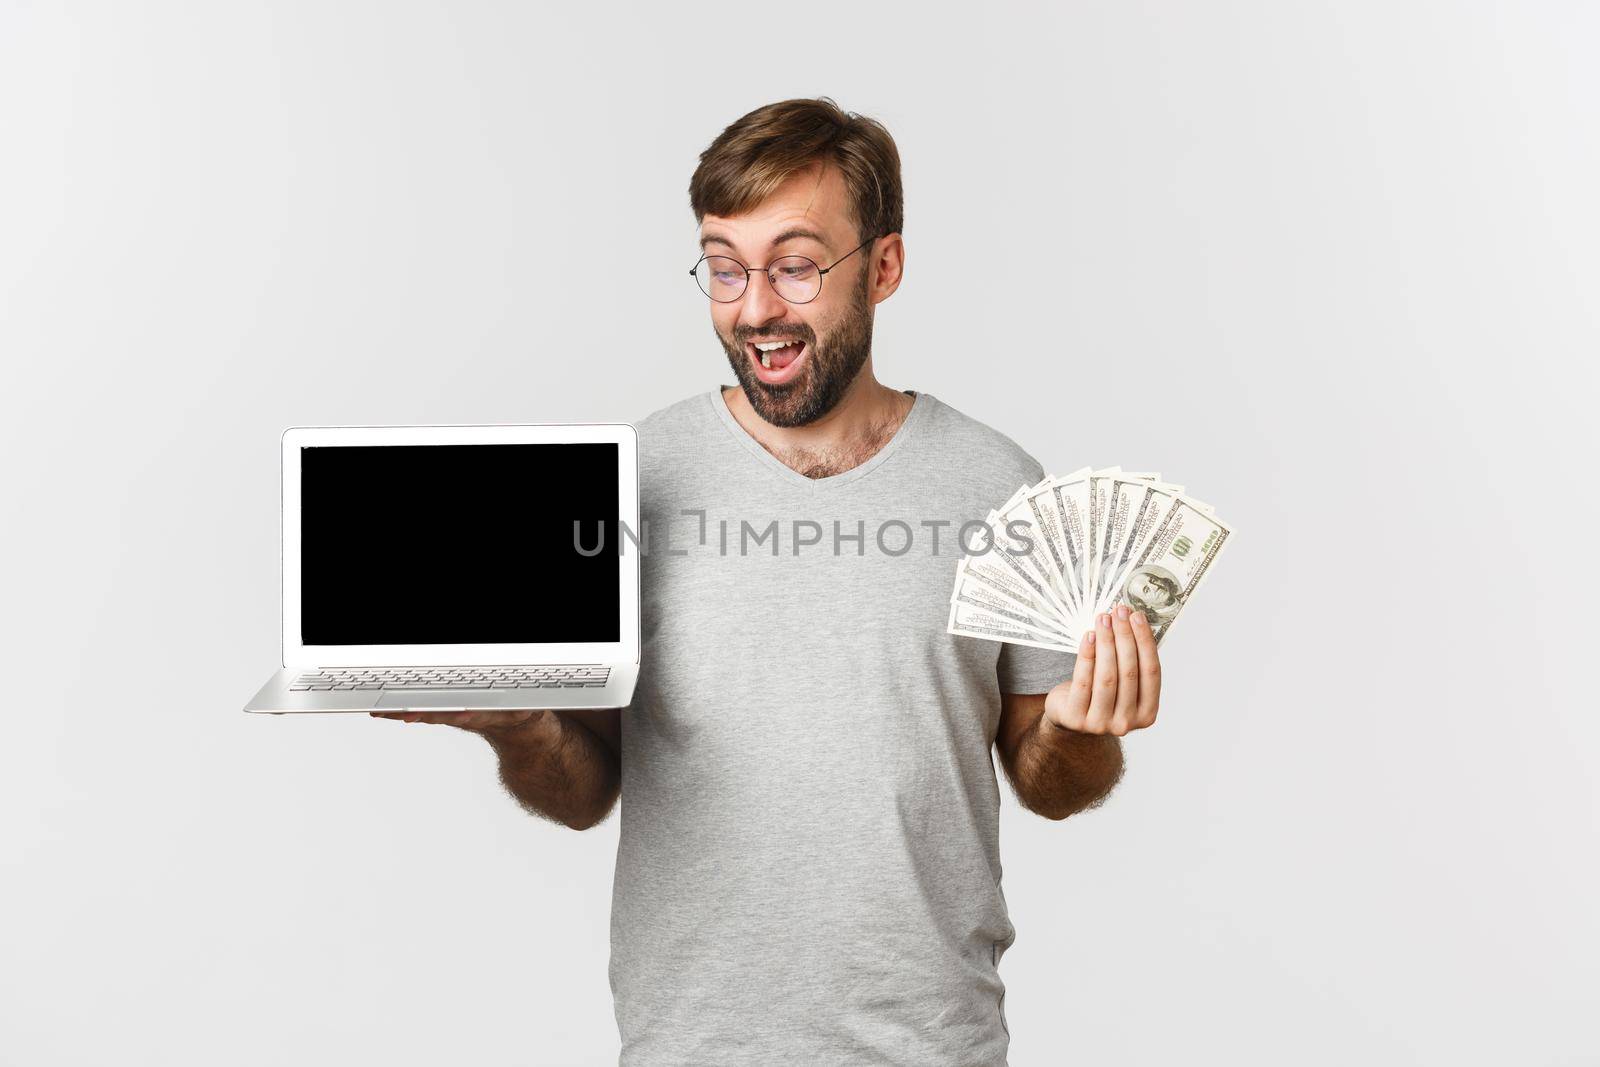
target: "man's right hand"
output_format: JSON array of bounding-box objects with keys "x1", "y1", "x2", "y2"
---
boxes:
[
  {"x1": 369, "y1": 708, "x2": 556, "y2": 742},
  {"x1": 369, "y1": 706, "x2": 621, "y2": 830}
]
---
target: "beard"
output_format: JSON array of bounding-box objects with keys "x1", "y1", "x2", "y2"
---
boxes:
[{"x1": 718, "y1": 265, "x2": 874, "y2": 428}]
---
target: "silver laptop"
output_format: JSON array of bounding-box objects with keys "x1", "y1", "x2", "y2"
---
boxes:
[{"x1": 245, "y1": 422, "x2": 640, "y2": 714}]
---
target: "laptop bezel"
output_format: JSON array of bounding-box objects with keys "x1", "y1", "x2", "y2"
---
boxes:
[{"x1": 280, "y1": 423, "x2": 640, "y2": 669}]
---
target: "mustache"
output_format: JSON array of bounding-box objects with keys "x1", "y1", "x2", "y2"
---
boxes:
[{"x1": 738, "y1": 331, "x2": 812, "y2": 343}]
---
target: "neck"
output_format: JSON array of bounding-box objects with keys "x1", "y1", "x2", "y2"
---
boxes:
[{"x1": 721, "y1": 360, "x2": 915, "y2": 478}]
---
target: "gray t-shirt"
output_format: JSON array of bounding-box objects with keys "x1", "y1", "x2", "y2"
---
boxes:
[{"x1": 610, "y1": 387, "x2": 1076, "y2": 1066}]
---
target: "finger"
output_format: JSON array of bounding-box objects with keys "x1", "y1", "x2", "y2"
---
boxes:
[
  {"x1": 418, "y1": 711, "x2": 497, "y2": 727},
  {"x1": 369, "y1": 709, "x2": 537, "y2": 732},
  {"x1": 1088, "y1": 611, "x2": 1118, "y2": 732},
  {"x1": 449, "y1": 711, "x2": 512, "y2": 732},
  {"x1": 423, "y1": 711, "x2": 473, "y2": 727},
  {"x1": 368, "y1": 711, "x2": 426, "y2": 724},
  {"x1": 1131, "y1": 609, "x2": 1161, "y2": 727},
  {"x1": 1110, "y1": 605, "x2": 1141, "y2": 733},
  {"x1": 1051, "y1": 632, "x2": 1097, "y2": 731},
  {"x1": 432, "y1": 710, "x2": 534, "y2": 733}
]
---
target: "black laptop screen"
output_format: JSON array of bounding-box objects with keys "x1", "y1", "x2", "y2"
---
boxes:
[{"x1": 299, "y1": 442, "x2": 621, "y2": 645}]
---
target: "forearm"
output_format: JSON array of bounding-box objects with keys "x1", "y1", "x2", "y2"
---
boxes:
[
  {"x1": 482, "y1": 711, "x2": 621, "y2": 831},
  {"x1": 1009, "y1": 717, "x2": 1124, "y2": 820}
]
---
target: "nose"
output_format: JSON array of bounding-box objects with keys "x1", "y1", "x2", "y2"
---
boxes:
[{"x1": 736, "y1": 268, "x2": 791, "y2": 329}]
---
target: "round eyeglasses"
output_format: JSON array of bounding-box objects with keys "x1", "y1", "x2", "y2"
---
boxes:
[{"x1": 689, "y1": 235, "x2": 879, "y2": 304}]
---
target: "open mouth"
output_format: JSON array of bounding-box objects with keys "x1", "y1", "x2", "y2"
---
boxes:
[{"x1": 746, "y1": 338, "x2": 808, "y2": 385}]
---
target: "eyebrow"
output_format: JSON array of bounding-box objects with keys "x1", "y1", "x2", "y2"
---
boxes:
[{"x1": 699, "y1": 226, "x2": 833, "y2": 255}]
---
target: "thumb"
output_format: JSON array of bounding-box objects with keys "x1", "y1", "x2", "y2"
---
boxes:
[{"x1": 1046, "y1": 632, "x2": 1096, "y2": 730}]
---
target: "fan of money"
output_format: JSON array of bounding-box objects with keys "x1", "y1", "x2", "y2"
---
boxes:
[{"x1": 947, "y1": 466, "x2": 1234, "y2": 652}]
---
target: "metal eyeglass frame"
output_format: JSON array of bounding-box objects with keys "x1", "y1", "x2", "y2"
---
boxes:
[{"x1": 689, "y1": 234, "x2": 880, "y2": 304}]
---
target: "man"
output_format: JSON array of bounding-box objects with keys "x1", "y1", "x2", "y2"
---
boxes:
[{"x1": 374, "y1": 97, "x2": 1163, "y2": 1066}]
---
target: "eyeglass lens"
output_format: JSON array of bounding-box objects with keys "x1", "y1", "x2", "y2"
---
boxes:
[{"x1": 695, "y1": 256, "x2": 822, "y2": 303}]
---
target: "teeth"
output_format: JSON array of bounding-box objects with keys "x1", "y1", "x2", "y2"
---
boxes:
[{"x1": 753, "y1": 338, "x2": 801, "y2": 371}]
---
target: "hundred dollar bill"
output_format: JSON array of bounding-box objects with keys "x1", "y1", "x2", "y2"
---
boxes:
[
  {"x1": 995, "y1": 486, "x2": 1077, "y2": 624},
  {"x1": 1086, "y1": 469, "x2": 1160, "y2": 617},
  {"x1": 950, "y1": 548, "x2": 1076, "y2": 636},
  {"x1": 1105, "y1": 496, "x2": 1234, "y2": 645},
  {"x1": 950, "y1": 561, "x2": 1077, "y2": 646},
  {"x1": 1047, "y1": 469, "x2": 1095, "y2": 620},
  {"x1": 968, "y1": 501, "x2": 1074, "y2": 630},
  {"x1": 1092, "y1": 477, "x2": 1187, "y2": 618},
  {"x1": 950, "y1": 514, "x2": 1069, "y2": 628},
  {"x1": 947, "y1": 597, "x2": 1076, "y2": 652},
  {"x1": 1082, "y1": 468, "x2": 1120, "y2": 617},
  {"x1": 951, "y1": 467, "x2": 1235, "y2": 651},
  {"x1": 1023, "y1": 466, "x2": 1091, "y2": 620}
]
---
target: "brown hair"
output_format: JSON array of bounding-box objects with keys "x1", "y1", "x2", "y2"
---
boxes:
[{"x1": 688, "y1": 96, "x2": 903, "y2": 248}]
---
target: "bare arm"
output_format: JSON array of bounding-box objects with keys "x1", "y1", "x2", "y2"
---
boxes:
[
  {"x1": 996, "y1": 691, "x2": 1124, "y2": 820},
  {"x1": 372, "y1": 707, "x2": 622, "y2": 831},
  {"x1": 994, "y1": 606, "x2": 1166, "y2": 820}
]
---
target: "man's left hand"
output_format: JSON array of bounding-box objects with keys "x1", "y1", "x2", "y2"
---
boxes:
[{"x1": 1044, "y1": 603, "x2": 1162, "y2": 736}]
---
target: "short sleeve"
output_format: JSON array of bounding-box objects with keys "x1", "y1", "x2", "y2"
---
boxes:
[{"x1": 997, "y1": 640, "x2": 1077, "y2": 695}]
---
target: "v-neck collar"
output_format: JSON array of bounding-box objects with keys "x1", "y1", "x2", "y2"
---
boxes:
[{"x1": 707, "y1": 385, "x2": 931, "y2": 491}]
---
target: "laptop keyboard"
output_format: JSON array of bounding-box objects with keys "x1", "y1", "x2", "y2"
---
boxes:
[{"x1": 289, "y1": 666, "x2": 611, "y2": 691}]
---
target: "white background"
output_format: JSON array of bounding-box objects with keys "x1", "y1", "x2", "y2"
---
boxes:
[{"x1": 3, "y1": 3, "x2": 1595, "y2": 1064}]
